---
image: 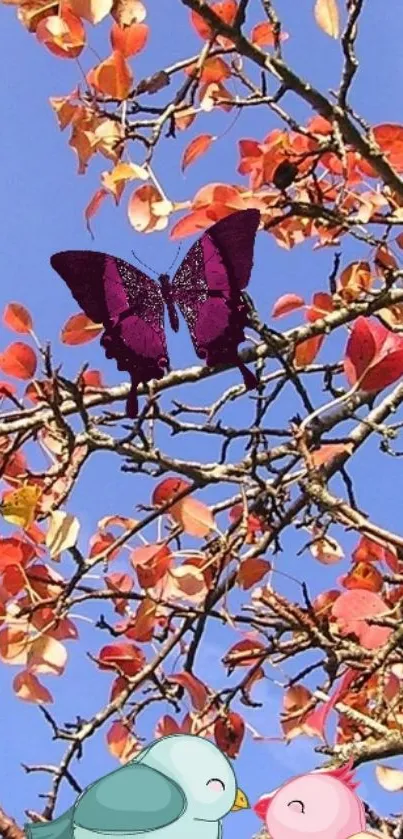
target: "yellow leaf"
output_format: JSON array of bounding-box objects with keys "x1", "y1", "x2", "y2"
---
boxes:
[
  {"x1": 314, "y1": 0, "x2": 340, "y2": 38},
  {"x1": 0, "y1": 485, "x2": 41, "y2": 528},
  {"x1": 46, "y1": 511, "x2": 80, "y2": 559},
  {"x1": 69, "y1": 0, "x2": 113, "y2": 24},
  {"x1": 375, "y1": 764, "x2": 403, "y2": 792}
]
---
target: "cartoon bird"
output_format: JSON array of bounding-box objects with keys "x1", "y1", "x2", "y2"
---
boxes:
[
  {"x1": 253, "y1": 763, "x2": 370, "y2": 839},
  {"x1": 25, "y1": 734, "x2": 249, "y2": 839}
]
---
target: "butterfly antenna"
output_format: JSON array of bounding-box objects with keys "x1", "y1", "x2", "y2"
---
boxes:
[
  {"x1": 131, "y1": 250, "x2": 159, "y2": 277},
  {"x1": 168, "y1": 244, "x2": 182, "y2": 273}
]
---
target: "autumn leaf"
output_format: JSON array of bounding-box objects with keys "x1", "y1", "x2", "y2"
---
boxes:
[
  {"x1": 168, "y1": 564, "x2": 208, "y2": 604},
  {"x1": 338, "y1": 261, "x2": 372, "y2": 303},
  {"x1": 152, "y1": 477, "x2": 191, "y2": 507},
  {"x1": 88, "y1": 51, "x2": 133, "y2": 100},
  {"x1": 16, "y1": 0, "x2": 59, "y2": 33},
  {"x1": 27, "y1": 635, "x2": 67, "y2": 676},
  {"x1": 214, "y1": 711, "x2": 245, "y2": 757},
  {"x1": 0, "y1": 342, "x2": 37, "y2": 380},
  {"x1": 375, "y1": 765, "x2": 403, "y2": 792},
  {"x1": 237, "y1": 557, "x2": 271, "y2": 589},
  {"x1": 314, "y1": 0, "x2": 340, "y2": 38},
  {"x1": 13, "y1": 670, "x2": 53, "y2": 704},
  {"x1": 271, "y1": 293, "x2": 305, "y2": 318},
  {"x1": 0, "y1": 485, "x2": 41, "y2": 529},
  {"x1": 36, "y1": 6, "x2": 86, "y2": 57},
  {"x1": 251, "y1": 21, "x2": 289, "y2": 47},
  {"x1": 60, "y1": 313, "x2": 103, "y2": 345},
  {"x1": 169, "y1": 496, "x2": 216, "y2": 538},
  {"x1": 344, "y1": 316, "x2": 403, "y2": 392},
  {"x1": 98, "y1": 642, "x2": 146, "y2": 677},
  {"x1": 167, "y1": 672, "x2": 209, "y2": 710},
  {"x1": 331, "y1": 590, "x2": 392, "y2": 649},
  {"x1": 130, "y1": 543, "x2": 172, "y2": 589},
  {"x1": 128, "y1": 185, "x2": 172, "y2": 233},
  {"x1": 181, "y1": 134, "x2": 216, "y2": 173},
  {"x1": 69, "y1": 0, "x2": 113, "y2": 24},
  {"x1": 106, "y1": 720, "x2": 140, "y2": 762},
  {"x1": 111, "y1": 0, "x2": 146, "y2": 26},
  {"x1": 46, "y1": 511, "x2": 80, "y2": 559},
  {"x1": 110, "y1": 21, "x2": 148, "y2": 56},
  {"x1": 339, "y1": 561, "x2": 383, "y2": 593},
  {"x1": 3, "y1": 303, "x2": 34, "y2": 334}
]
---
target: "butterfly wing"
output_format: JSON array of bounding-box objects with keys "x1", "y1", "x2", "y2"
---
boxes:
[
  {"x1": 171, "y1": 209, "x2": 260, "y2": 388},
  {"x1": 50, "y1": 251, "x2": 169, "y2": 417}
]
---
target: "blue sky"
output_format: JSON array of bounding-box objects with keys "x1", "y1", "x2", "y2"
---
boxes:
[{"x1": 1, "y1": 0, "x2": 403, "y2": 836}]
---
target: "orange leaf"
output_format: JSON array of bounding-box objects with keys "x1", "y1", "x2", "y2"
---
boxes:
[
  {"x1": 169, "y1": 209, "x2": 212, "y2": 240},
  {"x1": 310, "y1": 443, "x2": 353, "y2": 467},
  {"x1": 122, "y1": 598, "x2": 156, "y2": 642},
  {"x1": 170, "y1": 496, "x2": 215, "y2": 537},
  {"x1": 339, "y1": 561, "x2": 383, "y2": 593},
  {"x1": 251, "y1": 21, "x2": 289, "y2": 46},
  {"x1": 3, "y1": 303, "x2": 33, "y2": 334},
  {"x1": 36, "y1": 6, "x2": 86, "y2": 57},
  {"x1": 106, "y1": 720, "x2": 140, "y2": 762},
  {"x1": 294, "y1": 335, "x2": 324, "y2": 368},
  {"x1": 373, "y1": 125, "x2": 403, "y2": 173},
  {"x1": 49, "y1": 95, "x2": 78, "y2": 130},
  {"x1": 0, "y1": 342, "x2": 37, "y2": 380},
  {"x1": 314, "y1": 0, "x2": 340, "y2": 38},
  {"x1": 127, "y1": 184, "x2": 172, "y2": 233},
  {"x1": 69, "y1": 0, "x2": 112, "y2": 23},
  {"x1": 13, "y1": 670, "x2": 53, "y2": 704},
  {"x1": 84, "y1": 188, "x2": 109, "y2": 237},
  {"x1": 338, "y1": 261, "x2": 372, "y2": 303},
  {"x1": 237, "y1": 557, "x2": 270, "y2": 589},
  {"x1": 190, "y1": 0, "x2": 237, "y2": 47},
  {"x1": 88, "y1": 51, "x2": 133, "y2": 100},
  {"x1": 185, "y1": 56, "x2": 231, "y2": 84},
  {"x1": 223, "y1": 638, "x2": 265, "y2": 669},
  {"x1": 17, "y1": 0, "x2": 59, "y2": 33},
  {"x1": 168, "y1": 671, "x2": 209, "y2": 710},
  {"x1": 271, "y1": 293, "x2": 305, "y2": 318},
  {"x1": 110, "y1": 21, "x2": 148, "y2": 56},
  {"x1": 181, "y1": 134, "x2": 215, "y2": 173},
  {"x1": 60, "y1": 313, "x2": 103, "y2": 345}
]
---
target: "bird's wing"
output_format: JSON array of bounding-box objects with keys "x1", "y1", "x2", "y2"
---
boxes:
[
  {"x1": 74, "y1": 763, "x2": 186, "y2": 834},
  {"x1": 25, "y1": 806, "x2": 75, "y2": 839}
]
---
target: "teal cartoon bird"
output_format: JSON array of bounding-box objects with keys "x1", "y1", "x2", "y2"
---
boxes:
[{"x1": 25, "y1": 734, "x2": 249, "y2": 839}]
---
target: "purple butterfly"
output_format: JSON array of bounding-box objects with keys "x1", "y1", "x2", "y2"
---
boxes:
[{"x1": 50, "y1": 208, "x2": 260, "y2": 417}]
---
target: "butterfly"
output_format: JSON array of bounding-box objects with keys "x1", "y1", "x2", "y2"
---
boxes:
[{"x1": 50, "y1": 208, "x2": 260, "y2": 417}]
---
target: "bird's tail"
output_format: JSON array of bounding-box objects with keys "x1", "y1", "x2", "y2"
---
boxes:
[{"x1": 25, "y1": 807, "x2": 75, "y2": 839}]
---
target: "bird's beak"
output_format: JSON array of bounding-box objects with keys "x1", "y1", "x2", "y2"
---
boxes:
[{"x1": 231, "y1": 788, "x2": 250, "y2": 811}]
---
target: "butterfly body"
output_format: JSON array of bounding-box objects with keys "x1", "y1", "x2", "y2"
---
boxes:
[{"x1": 51, "y1": 209, "x2": 260, "y2": 416}]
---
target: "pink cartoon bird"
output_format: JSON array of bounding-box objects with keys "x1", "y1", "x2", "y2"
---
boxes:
[{"x1": 253, "y1": 763, "x2": 373, "y2": 839}]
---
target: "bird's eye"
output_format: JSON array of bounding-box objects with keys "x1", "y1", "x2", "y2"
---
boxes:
[
  {"x1": 206, "y1": 778, "x2": 225, "y2": 792},
  {"x1": 287, "y1": 800, "x2": 305, "y2": 814}
]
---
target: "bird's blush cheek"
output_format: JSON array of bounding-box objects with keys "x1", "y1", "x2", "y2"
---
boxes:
[{"x1": 208, "y1": 782, "x2": 224, "y2": 793}]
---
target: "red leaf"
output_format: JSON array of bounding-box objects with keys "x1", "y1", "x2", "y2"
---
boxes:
[
  {"x1": 3, "y1": 303, "x2": 33, "y2": 334},
  {"x1": 121, "y1": 598, "x2": 156, "y2": 642},
  {"x1": 89, "y1": 531, "x2": 121, "y2": 562},
  {"x1": 331, "y1": 590, "x2": 392, "y2": 649},
  {"x1": 130, "y1": 543, "x2": 172, "y2": 589},
  {"x1": 214, "y1": 711, "x2": 245, "y2": 757},
  {"x1": 0, "y1": 537, "x2": 36, "y2": 572},
  {"x1": 110, "y1": 22, "x2": 149, "y2": 57},
  {"x1": 79, "y1": 369, "x2": 105, "y2": 389},
  {"x1": 302, "y1": 669, "x2": 357, "y2": 740},
  {"x1": 0, "y1": 343, "x2": 37, "y2": 380},
  {"x1": 152, "y1": 477, "x2": 191, "y2": 507},
  {"x1": 36, "y1": 6, "x2": 86, "y2": 58},
  {"x1": 181, "y1": 134, "x2": 215, "y2": 173},
  {"x1": 339, "y1": 562, "x2": 383, "y2": 593},
  {"x1": 98, "y1": 643, "x2": 146, "y2": 677},
  {"x1": 344, "y1": 316, "x2": 403, "y2": 392},
  {"x1": 236, "y1": 557, "x2": 270, "y2": 589},
  {"x1": 223, "y1": 638, "x2": 265, "y2": 669},
  {"x1": 271, "y1": 293, "x2": 305, "y2": 318},
  {"x1": 373, "y1": 124, "x2": 403, "y2": 173},
  {"x1": 61, "y1": 313, "x2": 103, "y2": 346},
  {"x1": 352, "y1": 536, "x2": 399, "y2": 572},
  {"x1": 167, "y1": 672, "x2": 209, "y2": 710}
]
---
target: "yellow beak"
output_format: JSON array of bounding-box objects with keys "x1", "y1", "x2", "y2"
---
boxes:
[{"x1": 231, "y1": 788, "x2": 250, "y2": 812}]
